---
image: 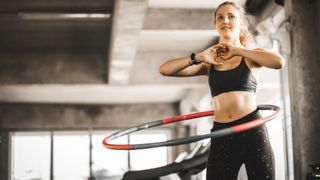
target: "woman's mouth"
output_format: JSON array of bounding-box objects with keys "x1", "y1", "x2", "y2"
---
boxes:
[{"x1": 221, "y1": 27, "x2": 231, "y2": 30}]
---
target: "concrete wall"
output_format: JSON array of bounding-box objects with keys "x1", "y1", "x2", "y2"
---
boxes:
[
  {"x1": 0, "y1": 53, "x2": 108, "y2": 84},
  {"x1": 130, "y1": 51, "x2": 207, "y2": 84},
  {"x1": 144, "y1": 8, "x2": 213, "y2": 30},
  {"x1": 286, "y1": 0, "x2": 320, "y2": 179},
  {"x1": 0, "y1": 103, "x2": 179, "y2": 130},
  {"x1": 0, "y1": 131, "x2": 10, "y2": 180}
]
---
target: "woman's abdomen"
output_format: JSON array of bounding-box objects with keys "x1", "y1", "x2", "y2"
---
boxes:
[{"x1": 213, "y1": 91, "x2": 257, "y2": 122}]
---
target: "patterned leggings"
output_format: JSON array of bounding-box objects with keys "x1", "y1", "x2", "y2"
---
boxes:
[{"x1": 206, "y1": 109, "x2": 275, "y2": 180}]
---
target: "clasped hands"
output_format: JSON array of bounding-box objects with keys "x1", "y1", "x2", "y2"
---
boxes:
[{"x1": 198, "y1": 42, "x2": 239, "y2": 65}]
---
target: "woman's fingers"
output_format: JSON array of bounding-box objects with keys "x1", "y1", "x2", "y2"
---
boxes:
[
  {"x1": 211, "y1": 44, "x2": 229, "y2": 58},
  {"x1": 217, "y1": 46, "x2": 229, "y2": 55},
  {"x1": 208, "y1": 43, "x2": 234, "y2": 64}
]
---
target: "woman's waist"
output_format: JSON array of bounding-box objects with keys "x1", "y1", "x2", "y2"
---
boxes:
[
  {"x1": 212, "y1": 108, "x2": 262, "y2": 131},
  {"x1": 213, "y1": 93, "x2": 257, "y2": 122},
  {"x1": 214, "y1": 106, "x2": 257, "y2": 122}
]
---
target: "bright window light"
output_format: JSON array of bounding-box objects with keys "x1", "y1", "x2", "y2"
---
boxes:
[
  {"x1": 129, "y1": 131, "x2": 168, "y2": 170},
  {"x1": 11, "y1": 132, "x2": 51, "y2": 180},
  {"x1": 92, "y1": 132, "x2": 128, "y2": 179},
  {"x1": 53, "y1": 132, "x2": 90, "y2": 180}
]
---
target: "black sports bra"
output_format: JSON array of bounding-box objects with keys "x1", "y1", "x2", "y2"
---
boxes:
[{"x1": 208, "y1": 57, "x2": 257, "y2": 97}]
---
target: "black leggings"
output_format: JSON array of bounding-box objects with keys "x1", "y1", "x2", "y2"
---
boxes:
[{"x1": 206, "y1": 109, "x2": 275, "y2": 180}]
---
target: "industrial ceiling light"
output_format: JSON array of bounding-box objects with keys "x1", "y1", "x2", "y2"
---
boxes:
[{"x1": 18, "y1": 13, "x2": 111, "y2": 20}]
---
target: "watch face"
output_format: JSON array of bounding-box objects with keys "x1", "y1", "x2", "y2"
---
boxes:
[
  {"x1": 190, "y1": 53, "x2": 199, "y2": 65},
  {"x1": 191, "y1": 53, "x2": 196, "y2": 59},
  {"x1": 192, "y1": 58, "x2": 200, "y2": 65}
]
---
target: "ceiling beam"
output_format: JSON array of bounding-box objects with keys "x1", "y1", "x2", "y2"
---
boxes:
[
  {"x1": 148, "y1": 0, "x2": 246, "y2": 9},
  {"x1": 0, "y1": 84, "x2": 280, "y2": 105},
  {"x1": 138, "y1": 30, "x2": 219, "y2": 52},
  {"x1": 108, "y1": 0, "x2": 148, "y2": 85},
  {"x1": 0, "y1": 84, "x2": 204, "y2": 104},
  {"x1": 144, "y1": 8, "x2": 214, "y2": 30}
]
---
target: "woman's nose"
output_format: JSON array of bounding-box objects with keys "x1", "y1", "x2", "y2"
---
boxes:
[{"x1": 223, "y1": 18, "x2": 229, "y2": 24}]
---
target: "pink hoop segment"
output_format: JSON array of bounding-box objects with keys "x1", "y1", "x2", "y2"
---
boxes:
[{"x1": 103, "y1": 104, "x2": 281, "y2": 150}]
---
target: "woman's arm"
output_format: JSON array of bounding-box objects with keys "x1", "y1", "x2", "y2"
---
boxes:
[
  {"x1": 218, "y1": 42, "x2": 285, "y2": 69},
  {"x1": 236, "y1": 47, "x2": 285, "y2": 69},
  {"x1": 159, "y1": 56, "x2": 208, "y2": 77},
  {"x1": 159, "y1": 45, "x2": 223, "y2": 77}
]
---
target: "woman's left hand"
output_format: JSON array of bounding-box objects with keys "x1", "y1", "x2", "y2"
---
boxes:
[{"x1": 215, "y1": 42, "x2": 240, "y2": 60}]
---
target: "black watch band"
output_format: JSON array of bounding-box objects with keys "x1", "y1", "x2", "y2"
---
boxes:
[{"x1": 190, "y1": 53, "x2": 200, "y2": 65}]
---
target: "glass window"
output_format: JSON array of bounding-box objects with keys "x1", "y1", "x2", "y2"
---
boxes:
[
  {"x1": 91, "y1": 132, "x2": 128, "y2": 180},
  {"x1": 11, "y1": 132, "x2": 51, "y2": 180},
  {"x1": 53, "y1": 132, "x2": 89, "y2": 180},
  {"x1": 129, "y1": 131, "x2": 168, "y2": 170},
  {"x1": 10, "y1": 130, "x2": 171, "y2": 180}
]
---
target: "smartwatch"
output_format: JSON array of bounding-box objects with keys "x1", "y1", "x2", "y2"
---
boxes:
[{"x1": 190, "y1": 53, "x2": 200, "y2": 65}]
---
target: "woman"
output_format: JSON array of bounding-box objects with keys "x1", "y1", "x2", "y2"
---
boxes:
[{"x1": 159, "y1": 1, "x2": 284, "y2": 180}]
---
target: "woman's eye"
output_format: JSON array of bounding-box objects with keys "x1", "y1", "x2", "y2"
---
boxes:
[
  {"x1": 229, "y1": 15, "x2": 235, "y2": 19},
  {"x1": 217, "y1": 16, "x2": 223, "y2": 20}
]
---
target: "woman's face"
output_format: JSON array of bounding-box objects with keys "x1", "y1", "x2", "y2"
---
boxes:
[{"x1": 215, "y1": 4, "x2": 242, "y2": 39}]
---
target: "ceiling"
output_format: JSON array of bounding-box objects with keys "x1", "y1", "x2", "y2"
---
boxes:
[
  {"x1": 0, "y1": 0, "x2": 114, "y2": 53},
  {"x1": 0, "y1": 0, "x2": 284, "y2": 105},
  {"x1": 148, "y1": 0, "x2": 246, "y2": 9}
]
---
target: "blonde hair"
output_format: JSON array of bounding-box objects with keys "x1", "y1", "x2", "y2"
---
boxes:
[{"x1": 214, "y1": 1, "x2": 254, "y2": 48}]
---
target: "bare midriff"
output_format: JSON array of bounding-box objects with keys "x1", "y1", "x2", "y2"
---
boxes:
[{"x1": 212, "y1": 91, "x2": 257, "y2": 123}]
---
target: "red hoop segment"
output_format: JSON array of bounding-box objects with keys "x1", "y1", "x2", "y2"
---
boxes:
[
  {"x1": 162, "y1": 110, "x2": 214, "y2": 124},
  {"x1": 103, "y1": 105, "x2": 281, "y2": 150}
]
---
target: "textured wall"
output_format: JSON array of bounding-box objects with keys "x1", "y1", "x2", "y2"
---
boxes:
[
  {"x1": 0, "y1": 53, "x2": 108, "y2": 84},
  {"x1": 144, "y1": 8, "x2": 213, "y2": 30},
  {"x1": 0, "y1": 131, "x2": 9, "y2": 180},
  {"x1": 130, "y1": 51, "x2": 208, "y2": 84},
  {"x1": 0, "y1": 103, "x2": 179, "y2": 130},
  {"x1": 286, "y1": 0, "x2": 320, "y2": 179}
]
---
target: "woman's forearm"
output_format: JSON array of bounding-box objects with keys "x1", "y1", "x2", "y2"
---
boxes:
[
  {"x1": 236, "y1": 47, "x2": 285, "y2": 69},
  {"x1": 159, "y1": 57, "x2": 191, "y2": 76}
]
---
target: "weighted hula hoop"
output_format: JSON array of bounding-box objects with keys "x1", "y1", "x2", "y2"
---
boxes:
[{"x1": 103, "y1": 104, "x2": 281, "y2": 150}]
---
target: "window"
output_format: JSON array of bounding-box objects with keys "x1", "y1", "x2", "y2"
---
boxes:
[
  {"x1": 91, "y1": 132, "x2": 128, "y2": 179},
  {"x1": 129, "y1": 131, "x2": 168, "y2": 170},
  {"x1": 53, "y1": 132, "x2": 90, "y2": 180},
  {"x1": 11, "y1": 132, "x2": 51, "y2": 180},
  {"x1": 10, "y1": 130, "x2": 170, "y2": 180}
]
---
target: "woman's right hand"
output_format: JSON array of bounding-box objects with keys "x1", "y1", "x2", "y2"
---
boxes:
[{"x1": 196, "y1": 45, "x2": 224, "y2": 65}]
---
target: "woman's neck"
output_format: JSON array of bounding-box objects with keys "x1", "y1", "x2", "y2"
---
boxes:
[{"x1": 219, "y1": 38, "x2": 243, "y2": 47}]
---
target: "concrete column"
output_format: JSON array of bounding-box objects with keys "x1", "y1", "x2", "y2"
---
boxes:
[
  {"x1": 286, "y1": 0, "x2": 320, "y2": 179},
  {"x1": 0, "y1": 131, "x2": 10, "y2": 180}
]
